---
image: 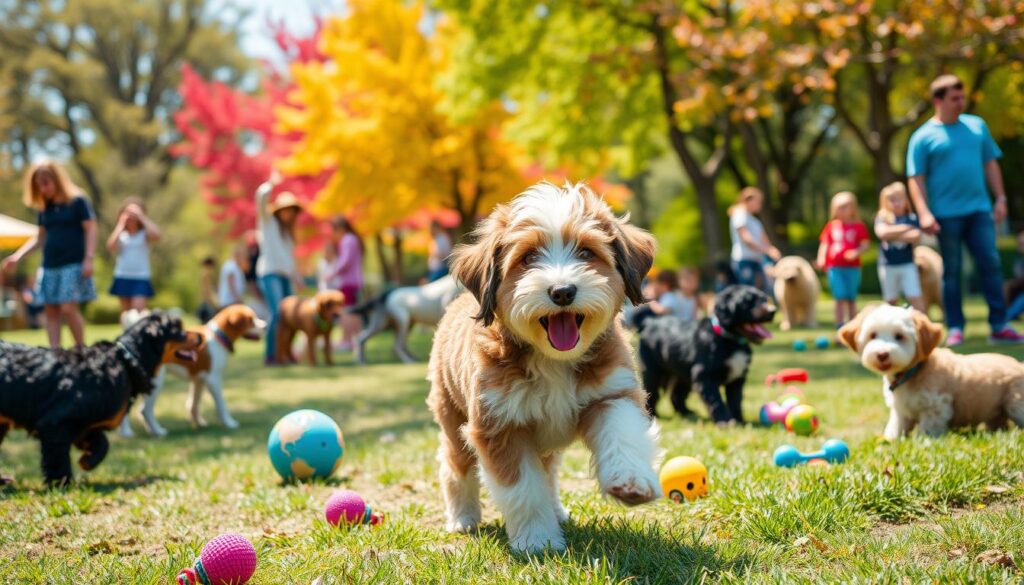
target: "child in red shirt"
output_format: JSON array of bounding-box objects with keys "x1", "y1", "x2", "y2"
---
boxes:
[{"x1": 816, "y1": 191, "x2": 870, "y2": 328}]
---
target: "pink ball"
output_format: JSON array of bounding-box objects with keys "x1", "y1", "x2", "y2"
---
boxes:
[
  {"x1": 178, "y1": 532, "x2": 257, "y2": 585},
  {"x1": 325, "y1": 489, "x2": 368, "y2": 526}
]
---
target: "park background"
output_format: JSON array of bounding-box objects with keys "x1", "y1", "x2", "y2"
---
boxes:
[
  {"x1": 3, "y1": 2, "x2": 1024, "y2": 582},
  {"x1": 2, "y1": 0, "x2": 1023, "y2": 319}
]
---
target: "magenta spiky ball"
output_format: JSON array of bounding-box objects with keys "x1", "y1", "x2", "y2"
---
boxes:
[{"x1": 177, "y1": 532, "x2": 257, "y2": 585}]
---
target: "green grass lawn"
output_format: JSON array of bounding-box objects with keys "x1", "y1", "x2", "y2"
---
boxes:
[{"x1": 1, "y1": 298, "x2": 1023, "y2": 583}]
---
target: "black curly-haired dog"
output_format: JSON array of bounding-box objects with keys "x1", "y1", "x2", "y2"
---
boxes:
[
  {"x1": 0, "y1": 312, "x2": 202, "y2": 486},
  {"x1": 637, "y1": 285, "x2": 775, "y2": 423}
]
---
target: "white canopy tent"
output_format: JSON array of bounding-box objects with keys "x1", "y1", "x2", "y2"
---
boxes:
[{"x1": 0, "y1": 213, "x2": 37, "y2": 249}]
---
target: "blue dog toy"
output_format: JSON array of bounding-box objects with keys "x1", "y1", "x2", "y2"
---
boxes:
[
  {"x1": 815, "y1": 335, "x2": 830, "y2": 349},
  {"x1": 793, "y1": 339, "x2": 807, "y2": 352},
  {"x1": 773, "y1": 439, "x2": 850, "y2": 467}
]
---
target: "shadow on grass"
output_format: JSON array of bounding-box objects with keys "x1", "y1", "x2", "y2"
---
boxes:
[
  {"x1": 0, "y1": 473, "x2": 181, "y2": 495},
  {"x1": 478, "y1": 518, "x2": 753, "y2": 581}
]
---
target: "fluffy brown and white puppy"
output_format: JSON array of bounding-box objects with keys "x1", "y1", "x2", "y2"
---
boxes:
[
  {"x1": 838, "y1": 305, "x2": 1024, "y2": 440},
  {"x1": 771, "y1": 255, "x2": 819, "y2": 330},
  {"x1": 276, "y1": 290, "x2": 346, "y2": 365},
  {"x1": 428, "y1": 182, "x2": 661, "y2": 553}
]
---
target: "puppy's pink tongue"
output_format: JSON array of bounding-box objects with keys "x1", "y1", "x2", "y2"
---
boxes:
[
  {"x1": 547, "y1": 313, "x2": 580, "y2": 351},
  {"x1": 752, "y1": 324, "x2": 772, "y2": 339}
]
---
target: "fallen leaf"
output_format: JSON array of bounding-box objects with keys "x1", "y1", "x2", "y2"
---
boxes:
[
  {"x1": 948, "y1": 548, "x2": 965, "y2": 559},
  {"x1": 807, "y1": 534, "x2": 830, "y2": 552},
  {"x1": 793, "y1": 536, "x2": 810, "y2": 548},
  {"x1": 984, "y1": 485, "x2": 1010, "y2": 494},
  {"x1": 975, "y1": 549, "x2": 1016, "y2": 569},
  {"x1": 974, "y1": 503, "x2": 987, "y2": 510}
]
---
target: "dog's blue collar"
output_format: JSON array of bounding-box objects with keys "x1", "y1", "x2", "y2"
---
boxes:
[
  {"x1": 208, "y1": 323, "x2": 233, "y2": 353},
  {"x1": 115, "y1": 340, "x2": 140, "y2": 365},
  {"x1": 887, "y1": 362, "x2": 924, "y2": 391},
  {"x1": 710, "y1": 315, "x2": 746, "y2": 345}
]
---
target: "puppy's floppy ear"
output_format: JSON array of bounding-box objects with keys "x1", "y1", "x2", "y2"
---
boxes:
[
  {"x1": 451, "y1": 209, "x2": 508, "y2": 326},
  {"x1": 911, "y1": 309, "x2": 943, "y2": 361},
  {"x1": 611, "y1": 219, "x2": 655, "y2": 305},
  {"x1": 837, "y1": 305, "x2": 874, "y2": 351}
]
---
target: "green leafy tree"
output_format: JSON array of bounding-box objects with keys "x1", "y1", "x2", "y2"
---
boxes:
[{"x1": 0, "y1": 0, "x2": 250, "y2": 222}]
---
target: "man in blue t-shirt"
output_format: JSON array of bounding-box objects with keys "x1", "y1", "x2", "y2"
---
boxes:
[{"x1": 906, "y1": 74, "x2": 1021, "y2": 346}]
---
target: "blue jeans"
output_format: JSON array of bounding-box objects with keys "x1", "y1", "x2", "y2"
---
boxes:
[
  {"x1": 258, "y1": 274, "x2": 293, "y2": 361},
  {"x1": 733, "y1": 260, "x2": 767, "y2": 291},
  {"x1": 936, "y1": 211, "x2": 1006, "y2": 331}
]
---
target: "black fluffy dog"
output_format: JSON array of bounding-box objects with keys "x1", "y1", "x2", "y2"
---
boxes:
[
  {"x1": 0, "y1": 312, "x2": 201, "y2": 486},
  {"x1": 637, "y1": 285, "x2": 775, "y2": 423}
]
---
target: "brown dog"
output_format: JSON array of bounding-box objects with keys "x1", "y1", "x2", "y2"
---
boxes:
[
  {"x1": 770, "y1": 255, "x2": 820, "y2": 330},
  {"x1": 276, "y1": 291, "x2": 346, "y2": 365},
  {"x1": 119, "y1": 305, "x2": 266, "y2": 437},
  {"x1": 838, "y1": 305, "x2": 1024, "y2": 439},
  {"x1": 427, "y1": 182, "x2": 662, "y2": 553},
  {"x1": 914, "y1": 246, "x2": 943, "y2": 319}
]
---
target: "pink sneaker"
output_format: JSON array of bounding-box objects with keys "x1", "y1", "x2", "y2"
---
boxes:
[
  {"x1": 989, "y1": 326, "x2": 1024, "y2": 344},
  {"x1": 946, "y1": 328, "x2": 964, "y2": 347}
]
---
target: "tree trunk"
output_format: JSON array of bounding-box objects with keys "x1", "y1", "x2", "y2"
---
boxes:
[
  {"x1": 374, "y1": 233, "x2": 391, "y2": 284},
  {"x1": 651, "y1": 18, "x2": 727, "y2": 260},
  {"x1": 691, "y1": 176, "x2": 725, "y2": 260},
  {"x1": 391, "y1": 230, "x2": 405, "y2": 284},
  {"x1": 871, "y1": 147, "x2": 898, "y2": 193}
]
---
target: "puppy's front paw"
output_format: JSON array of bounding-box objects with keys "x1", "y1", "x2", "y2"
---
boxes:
[
  {"x1": 445, "y1": 514, "x2": 480, "y2": 534},
  {"x1": 508, "y1": 521, "x2": 565, "y2": 553},
  {"x1": 603, "y1": 467, "x2": 662, "y2": 506},
  {"x1": 554, "y1": 501, "x2": 570, "y2": 523}
]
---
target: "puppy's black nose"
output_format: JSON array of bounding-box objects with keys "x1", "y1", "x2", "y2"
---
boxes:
[
  {"x1": 548, "y1": 284, "x2": 577, "y2": 307},
  {"x1": 876, "y1": 351, "x2": 890, "y2": 362}
]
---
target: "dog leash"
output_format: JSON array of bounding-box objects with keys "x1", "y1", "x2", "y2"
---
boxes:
[
  {"x1": 887, "y1": 362, "x2": 924, "y2": 391},
  {"x1": 710, "y1": 315, "x2": 747, "y2": 345}
]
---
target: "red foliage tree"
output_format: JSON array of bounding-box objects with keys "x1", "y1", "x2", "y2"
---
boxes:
[{"x1": 171, "y1": 21, "x2": 329, "y2": 256}]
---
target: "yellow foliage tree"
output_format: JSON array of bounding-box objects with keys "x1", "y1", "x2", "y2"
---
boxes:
[{"x1": 277, "y1": 0, "x2": 531, "y2": 236}]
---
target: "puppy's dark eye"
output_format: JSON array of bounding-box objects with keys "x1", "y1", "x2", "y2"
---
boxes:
[
  {"x1": 869, "y1": 332, "x2": 877, "y2": 340},
  {"x1": 894, "y1": 333, "x2": 904, "y2": 342},
  {"x1": 523, "y1": 251, "x2": 540, "y2": 266},
  {"x1": 576, "y1": 248, "x2": 594, "y2": 260}
]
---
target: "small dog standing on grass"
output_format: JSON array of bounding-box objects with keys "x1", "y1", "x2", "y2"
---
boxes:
[
  {"x1": 637, "y1": 285, "x2": 776, "y2": 422},
  {"x1": 0, "y1": 312, "x2": 201, "y2": 486},
  {"x1": 838, "y1": 305, "x2": 1024, "y2": 439},
  {"x1": 428, "y1": 182, "x2": 661, "y2": 553},
  {"x1": 770, "y1": 255, "x2": 819, "y2": 330},
  {"x1": 118, "y1": 305, "x2": 266, "y2": 438},
  {"x1": 275, "y1": 290, "x2": 346, "y2": 365}
]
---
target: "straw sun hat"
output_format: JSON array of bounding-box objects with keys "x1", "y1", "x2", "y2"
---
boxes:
[{"x1": 267, "y1": 192, "x2": 303, "y2": 215}]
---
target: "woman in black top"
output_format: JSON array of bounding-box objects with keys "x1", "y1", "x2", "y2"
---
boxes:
[{"x1": 2, "y1": 161, "x2": 97, "y2": 348}]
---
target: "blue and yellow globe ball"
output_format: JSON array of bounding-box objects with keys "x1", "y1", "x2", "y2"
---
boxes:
[{"x1": 267, "y1": 409, "x2": 345, "y2": 482}]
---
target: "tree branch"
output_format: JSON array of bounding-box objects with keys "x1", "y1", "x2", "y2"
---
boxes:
[
  {"x1": 832, "y1": 69, "x2": 871, "y2": 151},
  {"x1": 789, "y1": 111, "x2": 837, "y2": 194}
]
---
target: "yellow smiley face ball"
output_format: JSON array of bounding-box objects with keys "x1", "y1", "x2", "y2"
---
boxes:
[{"x1": 659, "y1": 456, "x2": 708, "y2": 503}]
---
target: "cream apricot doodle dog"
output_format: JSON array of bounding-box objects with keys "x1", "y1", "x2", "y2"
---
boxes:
[
  {"x1": 838, "y1": 305, "x2": 1024, "y2": 440},
  {"x1": 428, "y1": 182, "x2": 662, "y2": 553}
]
